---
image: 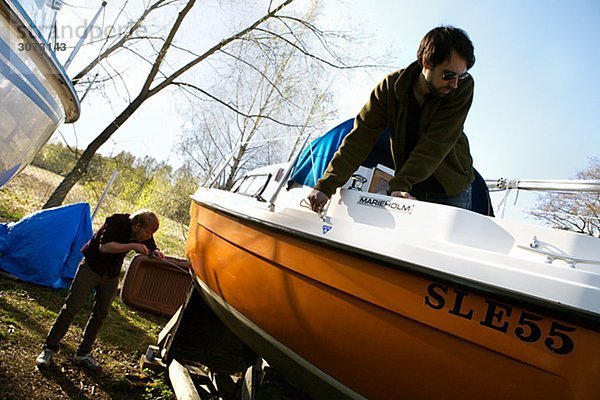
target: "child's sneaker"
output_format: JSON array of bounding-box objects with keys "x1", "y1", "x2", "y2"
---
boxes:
[
  {"x1": 36, "y1": 348, "x2": 55, "y2": 368},
  {"x1": 74, "y1": 353, "x2": 101, "y2": 370}
]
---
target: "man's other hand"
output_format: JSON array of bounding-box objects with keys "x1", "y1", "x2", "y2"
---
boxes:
[
  {"x1": 390, "y1": 191, "x2": 416, "y2": 200},
  {"x1": 149, "y1": 249, "x2": 165, "y2": 260}
]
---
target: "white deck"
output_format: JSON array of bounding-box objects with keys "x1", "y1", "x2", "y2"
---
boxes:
[{"x1": 191, "y1": 164, "x2": 600, "y2": 317}]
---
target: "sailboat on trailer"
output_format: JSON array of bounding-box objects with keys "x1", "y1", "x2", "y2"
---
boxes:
[{"x1": 185, "y1": 119, "x2": 600, "y2": 400}]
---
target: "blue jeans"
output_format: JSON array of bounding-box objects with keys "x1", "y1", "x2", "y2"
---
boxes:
[{"x1": 411, "y1": 184, "x2": 472, "y2": 210}]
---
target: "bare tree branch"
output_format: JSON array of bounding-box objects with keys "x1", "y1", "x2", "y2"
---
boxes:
[
  {"x1": 141, "y1": 0, "x2": 197, "y2": 94},
  {"x1": 148, "y1": 0, "x2": 297, "y2": 96},
  {"x1": 73, "y1": 0, "x2": 173, "y2": 84},
  {"x1": 531, "y1": 158, "x2": 600, "y2": 237},
  {"x1": 219, "y1": 48, "x2": 296, "y2": 107},
  {"x1": 171, "y1": 81, "x2": 306, "y2": 128},
  {"x1": 254, "y1": 27, "x2": 380, "y2": 70}
]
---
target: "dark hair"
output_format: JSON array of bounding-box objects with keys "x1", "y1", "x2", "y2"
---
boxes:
[
  {"x1": 417, "y1": 26, "x2": 475, "y2": 70},
  {"x1": 130, "y1": 209, "x2": 159, "y2": 230}
]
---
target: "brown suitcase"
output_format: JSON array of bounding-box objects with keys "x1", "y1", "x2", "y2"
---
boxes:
[{"x1": 120, "y1": 255, "x2": 191, "y2": 317}]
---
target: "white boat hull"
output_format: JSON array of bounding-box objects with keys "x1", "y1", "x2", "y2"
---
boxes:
[{"x1": 0, "y1": 0, "x2": 79, "y2": 187}]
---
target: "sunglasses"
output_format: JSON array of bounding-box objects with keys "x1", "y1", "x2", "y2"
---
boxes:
[{"x1": 442, "y1": 71, "x2": 469, "y2": 81}]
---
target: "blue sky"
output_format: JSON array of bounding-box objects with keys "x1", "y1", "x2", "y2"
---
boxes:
[{"x1": 327, "y1": 0, "x2": 600, "y2": 182}]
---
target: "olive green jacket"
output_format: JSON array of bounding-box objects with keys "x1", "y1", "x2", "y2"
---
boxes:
[{"x1": 315, "y1": 61, "x2": 474, "y2": 197}]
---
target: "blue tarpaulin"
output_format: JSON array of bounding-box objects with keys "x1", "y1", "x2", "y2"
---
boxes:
[
  {"x1": 290, "y1": 119, "x2": 393, "y2": 187},
  {"x1": 288, "y1": 118, "x2": 494, "y2": 216},
  {"x1": 0, "y1": 203, "x2": 93, "y2": 288}
]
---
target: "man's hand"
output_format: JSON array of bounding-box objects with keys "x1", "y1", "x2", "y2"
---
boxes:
[
  {"x1": 390, "y1": 191, "x2": 416, "y2": 200},
  {"x1": 149, "y1": 249, "x2": 165, "y2": 260},
  {"x1": 307, "y1": 189, "x2": 330, "y2": 214},
  {"x1": 132, "y1": 243, "x2": 150, "y2": 255}
]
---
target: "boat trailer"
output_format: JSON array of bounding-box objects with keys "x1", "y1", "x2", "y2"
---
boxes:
[{"x1": 142, "y1": 287, "x2": 312, "y2": 400}]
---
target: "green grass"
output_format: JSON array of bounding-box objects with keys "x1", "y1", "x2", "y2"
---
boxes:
[
  {"x1": 0, "y1": 273, "x2": 172, "y2": 399},
  {"x1": 0, "y1": 191, "x2": 26, "y2": 221},
  {"x1": 142, "y1": 370, "x2": 175, "y2": 399}
]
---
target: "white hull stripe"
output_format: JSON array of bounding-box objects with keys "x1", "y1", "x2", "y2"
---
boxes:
[{"x1": 0, "y1": 35, "x2": 61, "y2": 123}]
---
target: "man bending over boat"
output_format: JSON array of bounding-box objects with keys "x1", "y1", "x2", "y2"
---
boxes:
[
  {"x1": 308, "y1": 26, "x2": 476, "y2": 213},
  {"x1": 36, "y1": 210, "x2": 164, "y2": 370}
]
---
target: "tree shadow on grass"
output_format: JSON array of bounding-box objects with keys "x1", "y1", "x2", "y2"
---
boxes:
[
  {"x1": 79, "y1": 366, "x2": 145, "y2": 400},
  {"x1": 37, "y1": 362, "x2": 145, "y2": 400},
  {"x1": 0, "y1": 368, "x2": 18, "y2": 400},
  {"x1": 36, "y1": 364, "x2": 90, "y2": 399},
  {"x1": 0, "y1": 274, "x2": 166, "y2": 356},
  {"x1": 0, "y1": 274, "x2": 166, "y2": 399}
]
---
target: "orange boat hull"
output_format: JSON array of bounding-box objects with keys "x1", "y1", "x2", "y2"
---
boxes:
[{"x1": 186, "y1": 201, "x2": 600, "y2": 400}]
